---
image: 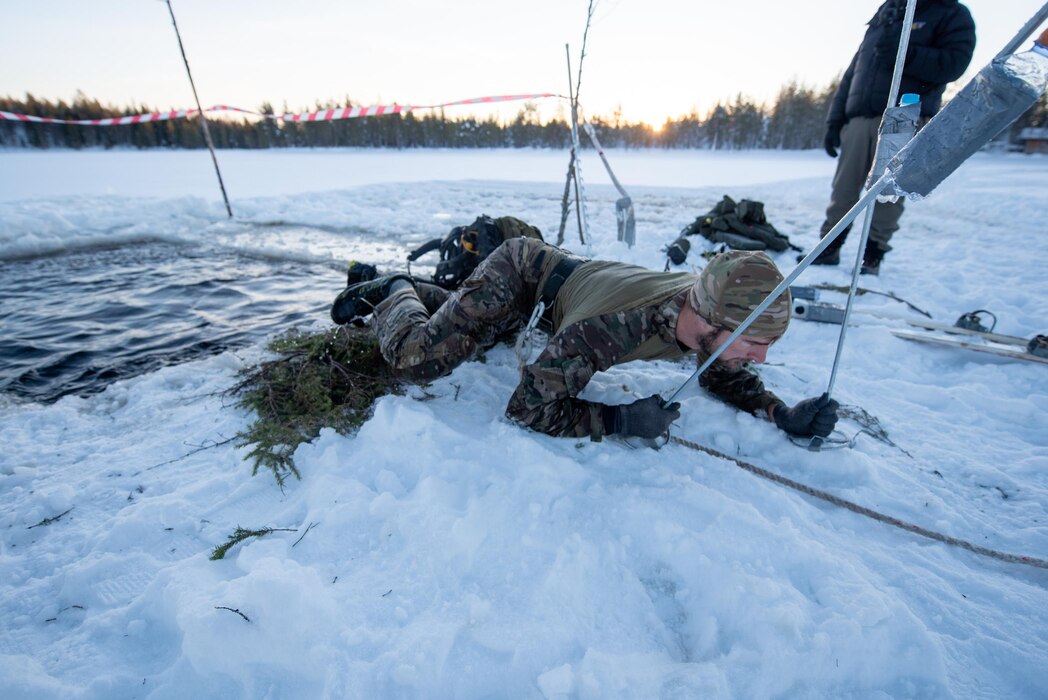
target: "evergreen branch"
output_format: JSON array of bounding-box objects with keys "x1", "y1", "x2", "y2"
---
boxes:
[
  {"x1": 209, "y1": 526, "x2": 297, "y2": 561},
  {"x1": 227, "y1": 326, "x2": 400, "y2": 484}
]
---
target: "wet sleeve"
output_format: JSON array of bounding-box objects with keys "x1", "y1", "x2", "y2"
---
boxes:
[
  {"x1": 505, "y1": 313, "x2": 639, "y2": 439},
  {"x1": 699, "y1": 362, "x2": 782, "y2": 417}
]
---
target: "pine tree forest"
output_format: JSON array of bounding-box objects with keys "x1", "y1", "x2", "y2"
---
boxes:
[{"x1": 2, "y1": 80, "x2": 1045, "y2": 151}]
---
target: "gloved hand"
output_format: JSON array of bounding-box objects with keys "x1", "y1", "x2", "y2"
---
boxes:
[
  {"x1": 772, "y1": 393, "x2": 839, "y2": 438},
  {"x1": 609, "y1": 395, "x2": 680, "y2": 439},
  {"x1": 823, "y1": 124, "x2": 842, "y2": 158}
]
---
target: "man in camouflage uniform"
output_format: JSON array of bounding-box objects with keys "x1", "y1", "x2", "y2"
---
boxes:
[{"x1": 331, "y1": 239, "x2": 838, "y2": 441}]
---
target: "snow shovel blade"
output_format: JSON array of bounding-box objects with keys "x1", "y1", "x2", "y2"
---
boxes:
[{"x1": 616, "y1": 196, "x2": 636, "y2": 247}]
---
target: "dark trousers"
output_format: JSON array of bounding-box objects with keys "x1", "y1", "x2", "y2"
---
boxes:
[{"x1": 821, "y1": 116, "x2": 904, "y2": 252}]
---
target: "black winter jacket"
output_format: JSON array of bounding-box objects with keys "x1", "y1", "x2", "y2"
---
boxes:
[{"x1": 828, "y1": 0, "x2": 976, "y2": 126}]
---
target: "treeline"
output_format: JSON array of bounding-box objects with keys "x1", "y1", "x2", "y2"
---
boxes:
[
  {"x1": 0, "y1": 82, "x2": 838, "y2": 150},
  {"x1": 3, "y1": 82, "x2": 1045, "y2": 150}
]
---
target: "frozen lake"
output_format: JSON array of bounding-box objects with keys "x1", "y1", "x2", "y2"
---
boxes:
[{"x1": 1, "y1": 146, "x2": 1046, "y2": 699}]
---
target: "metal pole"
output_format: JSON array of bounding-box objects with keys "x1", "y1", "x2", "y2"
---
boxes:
[
  {"x1": 165, "y1": 0, "x2": 234, "y2": 218},
  {"x1": 663, "y1": 175, "x2": 889, "y2": 406},
  {"x1": 995, "y1": 2, "x2": 1048, "y2": 59},
  {"x1": 582, "y1": 119, "x2": 629, "y2": 197},
  {"x1": 809, "y1": 0, "x2": 917, "y2": 450},
  {"x1": 885, "y1": 0, "x2": 919, "y2": 107}
]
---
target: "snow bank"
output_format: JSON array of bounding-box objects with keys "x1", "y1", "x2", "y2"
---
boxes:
[{"x1": 0, "y1": 148, "x2": 1045, "y2": 699}]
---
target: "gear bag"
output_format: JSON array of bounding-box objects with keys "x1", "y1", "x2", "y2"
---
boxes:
[
  {"x1": 678, "y1": 195, "x2": 798, "y2": 254},
  {"x1": 408, "y1": 215, "x2": 544, "y2": 289}
]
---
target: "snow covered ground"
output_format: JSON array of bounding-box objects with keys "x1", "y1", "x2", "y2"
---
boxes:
[{"x1": 1, "y1": 147, "x2": 1046, "y2": 699}]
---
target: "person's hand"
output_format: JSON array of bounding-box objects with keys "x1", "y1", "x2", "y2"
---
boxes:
[
  {"x1": 823, "y1": 124, "x2": 842, "y2": 158},
  {"x1": 611, "y1": 395, "x2": 680, "y2": 439},
  {"x1": 772, "y1": 393, "x2": 839, "y2": 437}
]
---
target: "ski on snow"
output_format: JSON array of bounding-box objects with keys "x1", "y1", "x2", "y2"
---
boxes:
[{"x1": 889, "y1": 328, "x2": 1048, "y2": 366}]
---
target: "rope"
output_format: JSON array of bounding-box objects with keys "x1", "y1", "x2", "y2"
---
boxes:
[{"x1": 668, "y1": 435, "x2": 1048, "y2": 571}]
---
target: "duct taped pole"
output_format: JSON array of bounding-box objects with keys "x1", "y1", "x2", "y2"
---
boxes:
[
  {"x1": 810, "y1": 0, "x2": 919, "y2": 452},
  {"x1": 165, "y1": 0, "x2": 233, "y2": 219},
  {"x1": 663, "y1": 175, "x2": 889, "y2": 406},
  {"x1": 886, "y1": 25, "x2": 1048, "y2": 200},
  {"x1": 864, "y1": 96, "x2": 921, "y2": 195}
]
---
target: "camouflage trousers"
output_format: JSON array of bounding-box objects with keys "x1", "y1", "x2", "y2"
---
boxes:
[{"x1": 371, "y1": 238, "x2": 556, "y2": 382}]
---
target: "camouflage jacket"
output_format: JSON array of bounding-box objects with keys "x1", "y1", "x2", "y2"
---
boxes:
[{"x1": 505, "y1": 262, "x2": 781, "y2": 438}]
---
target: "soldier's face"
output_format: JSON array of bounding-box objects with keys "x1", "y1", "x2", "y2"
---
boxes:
[
  {"x1": 677, "y1": 302, "x2": 773, "y2": 368},
  {"x1": 708, "y1": 330, "x2": 773, "y2": 368}
]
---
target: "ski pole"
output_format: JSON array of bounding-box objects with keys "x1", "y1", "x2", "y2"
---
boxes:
[
  {"x1": 581, "y1": 120, "x2": 629, "y2": 199},
  {"x1": 809, "y1": 0, "x2": 918, "y2": 452},
  {"x1": 663, "y1": 174, "x2": 890, "y2": 407},
  {"x1": 581, "y1": 118, "x2": 637, "y2": 247}
]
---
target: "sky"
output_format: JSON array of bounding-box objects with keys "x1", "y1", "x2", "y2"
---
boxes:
[{"x1": 0, "y1": 0, "x2": 1044, "y2": 126}]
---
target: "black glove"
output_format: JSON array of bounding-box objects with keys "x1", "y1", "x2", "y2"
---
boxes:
[
  {"x1": 607, "y1": 395, "x2": 681, "y2": 439},
  {"x1": 823, "y1": 124, "x2": 842, "y2": 158},
  {"x1": 773, "y1": 393, "x2": 839, "y2": 438}
]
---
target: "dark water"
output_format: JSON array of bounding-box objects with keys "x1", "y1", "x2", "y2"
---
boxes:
[{"x1": 0, "y1": 243, "x2": 342, "y2": 403}]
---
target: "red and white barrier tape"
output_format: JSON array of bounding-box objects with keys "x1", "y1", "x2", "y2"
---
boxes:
[{"x1": 0, "y1": 93, "x2": 560, "y2": 126}]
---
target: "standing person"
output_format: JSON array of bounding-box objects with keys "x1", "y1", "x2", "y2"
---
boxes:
[
  {"x1": 331, "y1": 240, "x2": 838, "y2": 442},
  {"x1": 809, "y1": 0, "x2": 976, "y2": 275}
]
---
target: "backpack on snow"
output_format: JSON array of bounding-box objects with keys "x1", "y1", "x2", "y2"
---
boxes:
[
  {"x1": 408, "y1": 215, "x2": 544, "y2": 289},
  {"x1": 671, "y1": 195, "x2": 799, "y2": 260}
]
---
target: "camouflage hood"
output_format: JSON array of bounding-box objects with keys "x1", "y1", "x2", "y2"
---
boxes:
[{"x1": 688, "y1": 250, "x2": 791, "y2": 339}]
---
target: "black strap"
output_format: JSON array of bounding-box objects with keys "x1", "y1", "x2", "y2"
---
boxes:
[
  {"x1": 538, "y1": 256, "x2": 584, "y2": 328},
  {"x1": 406, "y1": 237, "x2": 442, "y2": 262}
]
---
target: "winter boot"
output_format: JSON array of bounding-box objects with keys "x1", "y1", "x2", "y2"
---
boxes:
[
  {"x1": 860, "y1": 243, "x2": 887, "y2": 276},
  {"x1": 346, "y1": 261, "x2": 378, "y2": 286},
  {"x1": 331, "y1": 274, "x2": 413, "y2": 325},
  {"x1": 798, "y1": 226, "x2": 849, "y2": 266}
]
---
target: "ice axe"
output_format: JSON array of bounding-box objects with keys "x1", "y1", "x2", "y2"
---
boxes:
[{"x1": 581, "y1": 121, "x2": 636, "y2": 247}]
